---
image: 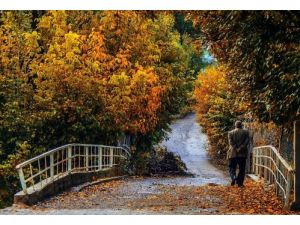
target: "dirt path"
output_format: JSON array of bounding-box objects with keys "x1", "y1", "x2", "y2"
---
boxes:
[{"x1": 1, "y1": 113, "x2": 231, "y2": 215}]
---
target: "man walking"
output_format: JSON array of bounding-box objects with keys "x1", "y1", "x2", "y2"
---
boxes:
[{"x1": 227, "y1": 120, "x2": 250, "y2": 187}]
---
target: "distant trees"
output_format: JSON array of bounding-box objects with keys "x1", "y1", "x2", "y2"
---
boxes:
[{"x1": 194, "y1": 66, "x2": 245, "y2": 159}]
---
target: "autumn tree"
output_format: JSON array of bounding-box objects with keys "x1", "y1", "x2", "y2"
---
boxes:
[
  {"x1": 0, "y1": 11, "x2": 39, "y2": 208},
  {"x1": 194, "y1": 65, "x2": 246, "y2": 161}
]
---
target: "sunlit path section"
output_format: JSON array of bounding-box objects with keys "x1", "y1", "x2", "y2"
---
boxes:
[{"x1": 161, "y1": 113, "x2": 228, "y2": 185}]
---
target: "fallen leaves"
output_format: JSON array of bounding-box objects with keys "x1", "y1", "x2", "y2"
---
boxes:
[
  {"x1": 202, "y1": 179, "x2": 298, "y2": 215},
  {"x1": 32, "y1": 177, "x2": 300, "y2": 215}
]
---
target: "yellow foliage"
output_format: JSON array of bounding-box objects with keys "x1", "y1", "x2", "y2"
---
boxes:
[
  {"x1": 28, "y1": 11, "x2": 187, "y2": 136},
  {"x1": 194, "y1": 65, "x2": 242, "y2": 159},
  {"x1": 194, "y1": 65, "x2": 227, "y2": 116}
]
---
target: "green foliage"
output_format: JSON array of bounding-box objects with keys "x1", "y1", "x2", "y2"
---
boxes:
[
  {"x1": 191, "y1": 12, "x2": 299, "y2": 164},
  {"x1": 191, "y1": 11, "x2": 300, "y2": 124}
]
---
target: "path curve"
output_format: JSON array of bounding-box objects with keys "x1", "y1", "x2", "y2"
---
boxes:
[{"x1": 160, "y1": 112, "x2": 228, "y2": 185}]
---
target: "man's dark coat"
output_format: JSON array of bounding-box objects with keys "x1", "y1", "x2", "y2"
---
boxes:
[{"x1": 227, "y1": 128, "x2": 250, "y2": 159}]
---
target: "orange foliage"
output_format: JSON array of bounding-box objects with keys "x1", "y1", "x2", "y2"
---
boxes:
[
  {"x1": 26, "y1": 11, "x2": 188, "y2": 136},
  {"x1": 194, "y1": 66, "x2": 241, "y2": 160},
  {"x1": 194, "y1": 66, "x2": 227, "y2": 116}
]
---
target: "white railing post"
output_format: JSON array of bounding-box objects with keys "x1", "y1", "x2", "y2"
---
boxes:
[
  {"x1": 263, "y1": 157, "x2": 267, "y2": 181},
  {"x1": 17, "y1": 168, "x2": 27, "y2": 194},
  {"x1": 285, "y1": 171, "x2": 292, "y2": 209},
  {"x1": 252, "y1": 152, "x2": 255, "y2": 174},
  {"x1": 85, "y1": 146, "x2": 89, "y2": 171},
  {"x1": 50, "y1": 153, "x2": 54, "y2": 181},
  {"x1": 291, "y1": 120, "x2": 300, "y2": 210},
  {"x1": 254, "y1": 153, "x2": 256, "y2": 174},
  {"x1": 68, "y1": 146, "x2": 72, "y2": 172},
  {"x1": 257, "y1": 149, "x2": 261, "y2": 177},
  {"x1": 98, "y1": 146, "x2": 102, "y2": 171},
  {"x1": 110, "y1": 147, "x2": 113, "y2": 167}
]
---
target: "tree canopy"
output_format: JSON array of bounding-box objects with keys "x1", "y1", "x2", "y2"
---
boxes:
[{"x1": 190, "y1": 11, "x2": 300, "y2": 124}]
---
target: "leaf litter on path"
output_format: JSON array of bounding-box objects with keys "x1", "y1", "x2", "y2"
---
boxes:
[{"x1": 28, "y1": 177, "x2": 300, "y2": 215}]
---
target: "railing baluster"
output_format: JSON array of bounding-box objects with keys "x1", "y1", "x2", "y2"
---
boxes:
[
  {"x1": 68, "y1": 146, "x2": 72, "y2": 172},
  {"x1": 93, "y1": 147, "x2": 95, "y2": 170},
  {"x1": 55, "y1": 152, "x2": 58, "y2": 175},
  {"x1": 98, "y1": 146, "x2": 102, "y2": 171},
  {"x1": 110, "y1": 147, "x2": 113, "y2": 167},
  {"x1": 29, "y1": 163, "x2": 35, "y2": 191},
  {"x1": 45, "y1": 156, "x2": 48, "y2": 179},
  {"x1": 253, "y1": 154, "x2": 257, "y2": 175},
  {"x1": 285, "y1": 171, "x2": 292, "y2": 208},
  {"x1": 38, "y1": 159, "x2": 43, "y2": 189},
  {"x1": 50, "y1": 153, "x2": 54, "y2": 181},
  {"x1": 65, "y1": 148, "x2": 67, "y2": 172},
  {"x1": 17, "y1": 168, "x2": 27, "y2": 193},
  {"x1": 263, "y1": 157, "x2": 267, "y2": 181},
  {"x1": 258, "y1": 151, "x2": 261, "y2": 177},
  {"x1": 72, "y1": 146, "x2": 75, "y2": 172},
  {"x1": 85, "y1": 146, "x2": 89, "y2": 171}
]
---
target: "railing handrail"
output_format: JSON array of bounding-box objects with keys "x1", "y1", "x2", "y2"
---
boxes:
[
  {"x1": 253, "y1": 145, "x2": 294, "y2": 172},
  {"x1": 252, "y1": 145, "x2": 294, "y2": 208},
  {"x1": 16, "y1": 143, "x2": 130, "y2": 169},
  {"x1": 15, "y1": 143, "x2": 131, "y2": 194}
]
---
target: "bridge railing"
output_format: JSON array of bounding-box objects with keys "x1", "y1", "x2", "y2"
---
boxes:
[
  {"x1": 252, "y1": 145, "x2": 294, "y2": 208},
  {"x1": 16, "y1": 144, "x2": 131, "y2": 194}
]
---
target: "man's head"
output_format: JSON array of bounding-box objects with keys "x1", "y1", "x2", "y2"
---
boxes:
[{"x1": 235, "y1": 120, "x2": 243, "y2": 129}]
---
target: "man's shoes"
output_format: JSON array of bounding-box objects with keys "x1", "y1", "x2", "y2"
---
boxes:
[
  {"x1": 231, "y1": 179, "x2": 236, "y2": 186},
  {"x1": 238, "y1": 184, "x2": 244, "y2": 188},
  {"x1": 231, "y1": 177, "x2": 237, "y2": 186}
]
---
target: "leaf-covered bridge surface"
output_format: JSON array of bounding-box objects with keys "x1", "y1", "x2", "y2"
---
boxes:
[
  {"x1": 1, "y1": 114, "x2": 298, "y2": 215},
  {"x1": 2, "y1": 178, "x2": 298, "y2": 215}
]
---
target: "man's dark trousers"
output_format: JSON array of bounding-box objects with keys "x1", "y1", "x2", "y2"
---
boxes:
[{"x1": 229, "y1": 157, "x2": 246, "y2": 186}]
